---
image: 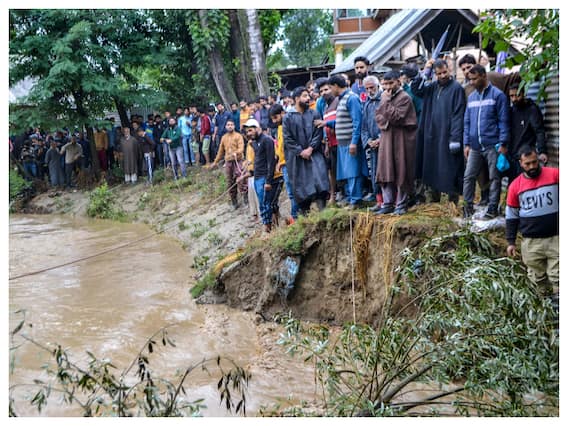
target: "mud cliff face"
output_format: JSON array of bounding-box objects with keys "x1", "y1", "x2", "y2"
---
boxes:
[{"x1": 217, "y1": 209, "x2": 456, "y2": 326}]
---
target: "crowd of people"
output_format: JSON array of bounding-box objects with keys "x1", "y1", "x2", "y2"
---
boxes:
[{"x1": 9, "y1": 54, "x2": 558, "y2": 305}]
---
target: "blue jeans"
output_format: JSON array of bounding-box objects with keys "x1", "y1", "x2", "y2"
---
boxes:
[
  {"x1": 254, "y1": 176, "x2": 274, "y2": 225},
  {"x1": 23, "y1": 161, "x2": 37, "y2": 179},
  {"x1": 168, "y1": 146, "x2": 186, "y2": 179},
  {"x1": 182, "y1": 135, "x2": 194, "y2": 165},
  {"x1": 282, "y1": 165, "x2": 298, "y2": 219}
]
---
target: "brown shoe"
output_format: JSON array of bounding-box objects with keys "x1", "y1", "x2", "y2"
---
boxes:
[{"x1": 264, "y1": 223, "x2": 272, "y2": 233}]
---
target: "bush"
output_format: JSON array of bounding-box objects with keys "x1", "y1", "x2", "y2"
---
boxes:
[
  {"x1": 276, "y1": 230, "x2": 559, "y2": 417},
  {"x1": 9, "y1": 169, "x2": 32, "y2": 203},
  {"x1": 87, "y1": 183, "x2": 126, "y2": 221}
]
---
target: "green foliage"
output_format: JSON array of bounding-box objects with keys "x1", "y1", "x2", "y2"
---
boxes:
[
  {"x1": 9, "y1": 10, "x2": 163, "y2": 132},
  {"x1": 474, "y1": 9, "x2": 559, "y2": 100},
  {"x1": 10, "y1": 314, "x2": 250, "y2": 417},
  {"x1": 276, "y1": 230, "x2": 558, "y2": 416},
  {"x1": 186, "y1": 10, "x2": 232, "y2": 102},
  {"x1": 87, "y1": 182, "x2": 126, "y2": 221},
  {"x1": 270, "y1": 224, "x2": 305, "y2": 255},
  {"x1": 9, "y1": 169, "x2": 32, "y2": 203},
  {"x1": 206, "y1": 232, "x2": 223, "y2": 247},
  {"x1": 190, "y1": 271, "x2": 216, "y2": 298},
  {"x1": 277, "y1": 9, "x2": 333, "y2": 68},
  {"x1": 214, "y1": 172, "x2": 227, "y2": 196},
  {"x1": 190, "y1": 222, "x2": 208, "y2": 238},
  {"x1": 192, "y1": 255, "x2": 210, "y2": 272},
  {"x1": 258, "y1": 10, "x2": 284, "y2": 52}
]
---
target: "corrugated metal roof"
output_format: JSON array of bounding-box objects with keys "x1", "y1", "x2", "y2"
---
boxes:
[{"x1": 332, "y1": 9, "x2": 478, "y2": 74}]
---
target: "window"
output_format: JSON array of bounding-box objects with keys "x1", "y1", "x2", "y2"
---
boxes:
[{"x1": 337, "y1": 9, "x2": 373, "y2": 18}]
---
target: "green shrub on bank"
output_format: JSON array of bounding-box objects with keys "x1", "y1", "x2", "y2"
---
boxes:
[
  {"x1": 275, "y1": 230, "x2": 558, "y2": 417},
  {"x1": 87, "y1": 183, "x2": 126, "y2": 221},
  {"x1": 9, "y1": 169, "x2": 31, "y2": 203},
  {"x1": 190, "y1": 271, "x2": 216, "y2": 298}
]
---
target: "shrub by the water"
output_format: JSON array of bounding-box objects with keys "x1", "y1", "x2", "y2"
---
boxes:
[{"x1": 87, "y1": 183, "x2": 126, "y2": 221}]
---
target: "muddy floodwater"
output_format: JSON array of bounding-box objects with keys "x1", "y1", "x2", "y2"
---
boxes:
[{"x1": 9, "y1": 214, "x2": 317, "y2": 417}]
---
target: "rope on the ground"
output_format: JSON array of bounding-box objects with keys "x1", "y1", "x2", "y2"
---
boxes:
[{"x1": 9, "y1": 179, "x2": 238, "y2": 281}]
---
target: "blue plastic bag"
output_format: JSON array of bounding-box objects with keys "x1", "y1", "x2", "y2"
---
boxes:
[{"x1": 495, "y1": 145, "x2": 510, "y2": 172}]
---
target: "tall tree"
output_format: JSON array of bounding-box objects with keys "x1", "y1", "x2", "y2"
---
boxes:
[
  {"x1": 279, "y1": 9, "x2": 333, "y2": 68},
  {"x1": 194, "y1": 10, "x2": 237, "y2": 107},
  {"x1": 474, "y1": 9, "x2": 559, "y2": 100},
  {"x1": 228, "y1": 9, "x2": 252, "y2": 102},
  {"x1": 245, "y1": 9, "x2": 269, "y2": 96}
]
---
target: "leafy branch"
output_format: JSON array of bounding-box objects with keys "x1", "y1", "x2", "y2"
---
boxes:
[{"x1": 9, "y1": 316, "x2": 251, "y2": 417}]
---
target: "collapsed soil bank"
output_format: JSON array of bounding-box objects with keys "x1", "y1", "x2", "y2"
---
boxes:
[
  {"x1": 18, "y1": 172, "x2": 478, "y2": 326},
  {"x1": 214, "y1": 206, "x2": 462, "y2": 326}
]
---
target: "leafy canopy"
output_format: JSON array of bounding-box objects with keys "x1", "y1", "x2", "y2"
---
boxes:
[{"x1": 474, "y1": 9, "x2": 559, "y2": 100}]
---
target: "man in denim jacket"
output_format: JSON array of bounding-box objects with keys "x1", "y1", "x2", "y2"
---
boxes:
[{"x1": 462, "y1": 65, "x2": 510, "y2": 219}]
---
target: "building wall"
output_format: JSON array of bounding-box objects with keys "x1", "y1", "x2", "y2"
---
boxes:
[{"x1": 526, "y1": 75, "x2": 559, "y2": 168}]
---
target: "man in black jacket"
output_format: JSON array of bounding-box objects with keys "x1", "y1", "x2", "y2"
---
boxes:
[
  {"x1": 508, "y1": 83, "x2": 548, "y2": 182},
  {"x1": 244, "y1": 118, "x2": 277, "y2": 233},
  {"x1": 283, "y1": 86, "x2": 330, "y2": 216}
]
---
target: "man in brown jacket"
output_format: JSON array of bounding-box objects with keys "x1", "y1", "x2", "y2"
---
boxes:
[
  {"x1": 208, "y1": 119, "x2": 247, "y2": 209},
  {"x1": 374, "y1": 71, "x2": 418, "y2": 215}
]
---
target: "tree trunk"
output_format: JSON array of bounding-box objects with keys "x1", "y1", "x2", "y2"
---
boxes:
[
  {"x1": 245, "y1": 9, "x2": 269, "y2": 96},
  {"x1": 228, "y1": 9, "x2": 252, "y2": 102},
  {"x1": 198, "y1": 10, "x2": 237, "y2": 108},
  {"x1": 75, "y1": 90, "x2": 100, "y2": 178},
  {"x1": 113, "y1": 97, "x2": 131, "y2": 130}
]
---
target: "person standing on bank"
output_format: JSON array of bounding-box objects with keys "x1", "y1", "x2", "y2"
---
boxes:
[
  {"x1": 374, "y1": 71, "x2": 418, "y2": 215},
  {"x1": 328, "y1": 74, "x2": 368, "y2": 209},
  {"x1": 244, "y1": 118, "x2": 277, "y2": 233},
  {"x1": 411, "y1": 59, "x2": 466, "y2": 204},
  {"x1": 119, "y1": 126, "x2": 139, "y2": 184},
  {"x1": 282, "y1": 86, "x2": 330, "y2": 216},
  {"x1": 505, "y1": 147, "x2": 558, "y2": 311},
  {"x1": 462, "y1": 65, "x2": 510, "y2": 219},
  {"x1": 507, "y1": 82, "x2": 548, "y2": 182}
]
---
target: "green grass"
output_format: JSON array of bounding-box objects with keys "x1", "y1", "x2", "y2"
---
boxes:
[
  {"x1": 190, "y1": 222, "x2": 208, "y2": 238},
  {"x1": 192, "y1": 255, "x2": 210, "y2": 272},
  {"x1": 190, "y1": 271, "x2": 216, "y2": 298},
  {"x1": 206, "y1": 232, "x2": 223, "y2": 246}
]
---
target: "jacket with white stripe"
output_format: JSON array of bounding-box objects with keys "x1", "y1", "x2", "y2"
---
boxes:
[
  {"x1": 463, "y1": 83, "x2": 510, "y2": 151},
  {"x1": 505, "y1": 167, "x2": 559, "y2": 244}
]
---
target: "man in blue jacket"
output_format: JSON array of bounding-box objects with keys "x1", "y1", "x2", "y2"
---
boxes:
[{"x1": 462, "y1": 65, "x2": 510, "y2": 219}]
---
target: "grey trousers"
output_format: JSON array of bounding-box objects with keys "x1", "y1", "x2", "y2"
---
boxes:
[{"x1": 463, "y1": 147, "x2": 501, "y2": 210}]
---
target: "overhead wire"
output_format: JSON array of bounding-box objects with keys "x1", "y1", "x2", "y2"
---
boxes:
[{"x1": 9, "y1": 173, "x2": 238, "y2": 281}]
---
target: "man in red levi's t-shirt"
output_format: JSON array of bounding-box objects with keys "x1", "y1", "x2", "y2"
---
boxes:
[{"x1": 505, "y1": 147, "x2": 558, "y2": 305}]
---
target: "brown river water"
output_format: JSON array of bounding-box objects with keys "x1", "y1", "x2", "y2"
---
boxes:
[{"x1": 9, "y1": 214, "x2": 317, "y2": 417}]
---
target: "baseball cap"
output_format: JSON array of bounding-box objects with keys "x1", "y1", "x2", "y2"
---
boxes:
[{"x1": 243, "y1": 118, "x2": 260, "y2": 128}]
